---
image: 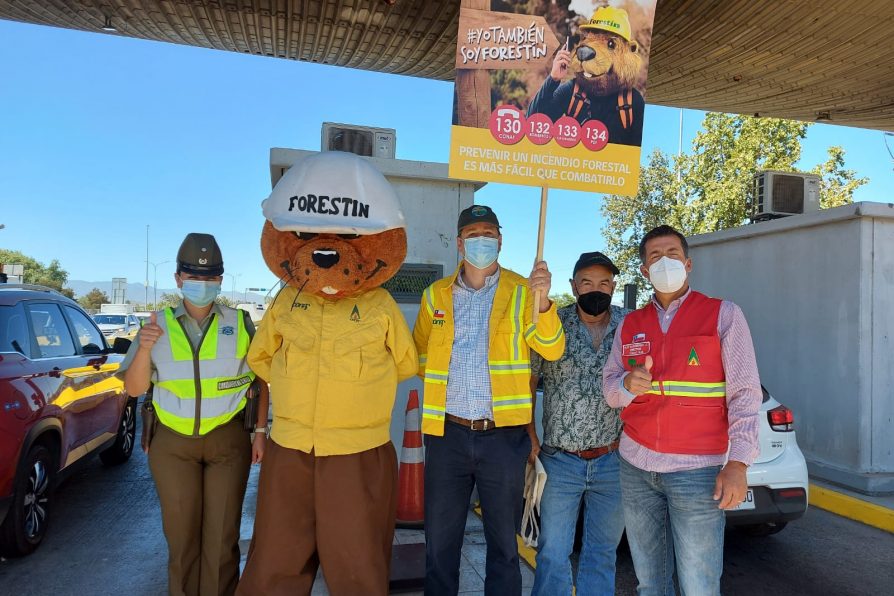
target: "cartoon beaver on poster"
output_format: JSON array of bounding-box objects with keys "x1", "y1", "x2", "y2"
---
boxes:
[
  {"x1": 236, "y1": 151, "x2": 418, "y2": 596},
  {"x1": 527, "y1": 5, "x2": 645, "y2": 147}
]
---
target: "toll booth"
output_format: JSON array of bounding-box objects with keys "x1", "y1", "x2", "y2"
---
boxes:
[
  {"x1": 688, "y1": 202, "x2": 894, "y2": 494},
  {"x1": 268, "y1": 147, "x2": 483, "y2": 450}
]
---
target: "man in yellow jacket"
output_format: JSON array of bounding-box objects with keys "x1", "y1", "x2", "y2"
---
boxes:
[{"x1": 414, "y1": 204, "x2": 565, "y2": 595}]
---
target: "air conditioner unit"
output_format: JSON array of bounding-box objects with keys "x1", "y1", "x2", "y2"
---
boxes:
[
  {"x1": 750, "y1": 171, "x2": 821, "y2": 221},
  {"x1": 321, "y1": 122, "x2": 396, "y2": 159}
]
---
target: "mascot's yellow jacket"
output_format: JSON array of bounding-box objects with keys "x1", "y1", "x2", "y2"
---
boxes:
[
  {"x1": 413, "y1": 266, "x2": 565, "y2": 436},
  {"x1": 247, "y1": 285, "x2": 417, "y2": 456}
]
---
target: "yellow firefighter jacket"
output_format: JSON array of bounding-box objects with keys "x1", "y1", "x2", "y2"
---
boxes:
[
  {"x1": 247, "y1": 286, "x2": 417, "y2": 456},
  {"x1": 413, "y1": 265, "x2": 565, "y2": 436}
]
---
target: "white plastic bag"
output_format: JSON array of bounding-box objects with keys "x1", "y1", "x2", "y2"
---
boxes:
[{"x1": 521, "y1": 456, "x2": 548, "y2": 547}]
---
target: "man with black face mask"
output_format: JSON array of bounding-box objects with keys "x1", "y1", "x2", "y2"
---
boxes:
[{"x1": 530, "y1": 252, "x2": 628, "y2": 596}]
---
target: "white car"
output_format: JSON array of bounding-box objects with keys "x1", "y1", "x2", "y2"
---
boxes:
[
  {"x1": 91, "y1": 313, "x2": 141, "y2": 341},
  {"x1": 725, "y1": 385, "x2": 809, "y2": 535}
]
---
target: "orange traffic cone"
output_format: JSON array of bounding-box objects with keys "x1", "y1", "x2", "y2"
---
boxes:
[{"x1": 396, "y1": 389, "x2": 424, "y2": 528}]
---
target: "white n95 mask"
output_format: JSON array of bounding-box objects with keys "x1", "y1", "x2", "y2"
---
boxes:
[{"x1": 648, "y1": 256, "x2": 687, "y2": 294}]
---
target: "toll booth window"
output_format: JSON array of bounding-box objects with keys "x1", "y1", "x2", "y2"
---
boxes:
[
  {"x1": 64, "y1": 306, "x2": 105, "y2": 354},
  {"x1": 27, "y1": 304, "x2": 76, "y2": 358},
  {"x1": 0, "y1": 305, "x2": 32, "y2": 356}
]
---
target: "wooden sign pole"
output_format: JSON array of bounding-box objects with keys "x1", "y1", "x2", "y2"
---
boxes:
[{"x1": 533, "y1": 186, "x2": 548, "y2": 324}]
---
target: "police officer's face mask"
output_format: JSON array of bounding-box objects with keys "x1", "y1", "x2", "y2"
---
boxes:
[
  {"x1": 181, "y1": 280, "x2": 221, "y2": 307},
  {"x1": 463, "y1": 236, "x2": 499, "y2": 270}
]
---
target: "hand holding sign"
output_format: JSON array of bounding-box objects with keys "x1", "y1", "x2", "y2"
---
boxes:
[
  {"x1": 528, "y1": 260, "x2": 553, "y2": 313},
  {"x1": 624, "y1": 355, "x2": 653, "y2": 395},
  {"x1": 138, "y1": 311, "x2": 164, "y2": 352}
]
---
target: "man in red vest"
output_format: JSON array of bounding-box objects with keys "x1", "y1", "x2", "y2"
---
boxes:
[{"x1": 603, "y1": 225, "x2": 761, "y2": 596}]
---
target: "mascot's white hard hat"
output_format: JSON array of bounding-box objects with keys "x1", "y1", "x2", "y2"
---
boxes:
[{"x1": 262, "y1": 151, "x2": 406, "y2": 235}]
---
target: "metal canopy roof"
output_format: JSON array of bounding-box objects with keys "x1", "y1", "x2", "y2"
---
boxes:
[{"x1": 2, "y1": 0, "x2": 892, "y2": 130}]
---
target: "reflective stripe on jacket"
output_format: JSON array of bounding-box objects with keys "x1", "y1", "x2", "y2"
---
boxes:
[
  {"x1": 620, "y1": 291, "x2": 728, "y2": 454},
  {"x1": 150, "y1": 305, "x2": 254, "y2": 436},
  {"x1": 413, "y1": 265, "x2": 565, "y2": 436}
]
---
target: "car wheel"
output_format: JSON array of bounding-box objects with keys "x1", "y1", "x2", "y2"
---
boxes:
[
  {"x1": 738, "y1": 521, "x2": 787, "y2": 537},
  {"x1": 0, "y1": 444, "x2": 55, "y2": 557},
  {"x1": 100, "y1": 398, "x2": 137, "y2": 466}
]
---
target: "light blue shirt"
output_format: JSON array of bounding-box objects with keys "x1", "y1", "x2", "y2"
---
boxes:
[{"x1": 445, "y1": 267, "x2": 500, "y2": 419}]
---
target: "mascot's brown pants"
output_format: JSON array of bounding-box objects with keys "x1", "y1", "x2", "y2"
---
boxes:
[{"x1": 236, "y1": 439, "x2": 398, "y2": 596}]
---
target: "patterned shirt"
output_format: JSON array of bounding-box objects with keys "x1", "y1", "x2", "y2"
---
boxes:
[
  {"x1": 532, "y1": 304, "x2": 629, "y2": 451},
  {"x1": 603, "y1": 289, "x2": 762, "y2": 473},
  {"x1": 445, "y1": 268, "x2": 500, "y2": 419}
]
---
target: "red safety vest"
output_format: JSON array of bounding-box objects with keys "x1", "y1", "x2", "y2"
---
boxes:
[{"x1": 620, "y1": 291, "x2": 729, "y2": 454}]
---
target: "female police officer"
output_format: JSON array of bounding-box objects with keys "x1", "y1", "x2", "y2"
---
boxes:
[{"x1": 120, "y1": 233, "x2": 268, "y2": 596}]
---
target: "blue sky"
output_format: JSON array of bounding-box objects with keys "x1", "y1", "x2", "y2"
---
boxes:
[{"x1": 2, "y1": 20, "x2": 892, "y2": 298}]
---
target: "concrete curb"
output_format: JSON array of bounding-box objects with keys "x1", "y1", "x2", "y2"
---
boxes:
[{"x1": 809, "y1": 483, "x2": 894, "y2": 534}]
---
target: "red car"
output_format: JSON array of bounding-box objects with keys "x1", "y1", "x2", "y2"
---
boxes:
[{"x1": 0, "y1": 284, "x2": 136, "y2": 556}]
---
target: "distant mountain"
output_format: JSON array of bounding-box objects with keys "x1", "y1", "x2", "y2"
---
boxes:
[{"x1": 67, "y1": 280, "x2": 269, "y2": 305}]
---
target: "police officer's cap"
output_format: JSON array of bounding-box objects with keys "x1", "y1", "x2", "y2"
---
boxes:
[{"x1": 177, "y1": 233, "x2": 224, "y2": 277}]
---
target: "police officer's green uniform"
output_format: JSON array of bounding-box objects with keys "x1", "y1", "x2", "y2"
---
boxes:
[{"x1": 118, "y1": 234, "x2": 254, "y2": 596}]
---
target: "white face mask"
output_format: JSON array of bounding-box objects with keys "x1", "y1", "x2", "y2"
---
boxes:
[{"x1": 647, "y1": 256, "x2": 687, "y2": 294}]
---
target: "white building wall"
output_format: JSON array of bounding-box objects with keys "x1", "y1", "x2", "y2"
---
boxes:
[{"x1": 687, "y1": 202, "x2": 894, "y2": 493}]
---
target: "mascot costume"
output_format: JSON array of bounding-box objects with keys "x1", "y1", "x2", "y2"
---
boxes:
[
  {"x1": 527, "y1": 5, "x2": 645, "y2": 146},
  {"x1": 236, "y1": 151, "x2": 418, "y2": 596}
]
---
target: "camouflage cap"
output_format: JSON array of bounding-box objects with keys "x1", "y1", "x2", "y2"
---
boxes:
[{"x1": 177, "y1": 233, "x2": 224, "y2": 277}]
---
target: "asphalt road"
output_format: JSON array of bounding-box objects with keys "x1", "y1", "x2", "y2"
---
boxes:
[{"x1": 2, "y1": 417, "x2": 892, "y2": 595}]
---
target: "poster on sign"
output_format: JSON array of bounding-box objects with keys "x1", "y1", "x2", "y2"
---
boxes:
[{"x1": 449, "y1": 0, "x2": 657, "y2": 196}]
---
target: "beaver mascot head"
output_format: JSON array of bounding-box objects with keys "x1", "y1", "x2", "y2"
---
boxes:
[
  {"x1": 571, "y1": 6, "x2": 642, "y2": 98},
  {"x1": 261, "y1": 151, "x2": 406, "y2": 299}
]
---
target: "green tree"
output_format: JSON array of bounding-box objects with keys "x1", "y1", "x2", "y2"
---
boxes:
[
  {"x1": 602, "y1": 113, "x2": 868, "y2": 291},
  {"x1": 549, "y1": 292, "x2": 575, "y2": 308},
  {"x1": 153, "y1": 292, "x2": 180, "y2": 310},
  {"x1": 78, "y1": 288, "x2": 110, "y2": 311},
  {"x1": 216, "y1": 295, "x2": 235, "y2": 308},
  {"x1": 811, "y1": 146, "x2": 868, "y2": 208},
  {"x1": 0, "y1": 249, "x2": 75, "y2": 298}
]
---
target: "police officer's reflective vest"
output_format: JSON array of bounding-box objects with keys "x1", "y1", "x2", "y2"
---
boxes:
[
  {"x1": 620, "y1": 291, "x2": 729, "y2": 454},
  {"x1": 150, "y1": 305, "x2": 254, "y2": 436}
]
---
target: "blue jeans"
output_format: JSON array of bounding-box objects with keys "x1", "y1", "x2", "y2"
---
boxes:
[
  {"x1": 619, "y1": 457, "x2": 725, "y2": 596},
  {"x1": 532, "y1": 447, "x2": 624, "y2": 596},
  {"x1": 424, "y1": 422, "x2": 530, "y2": 596}
]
